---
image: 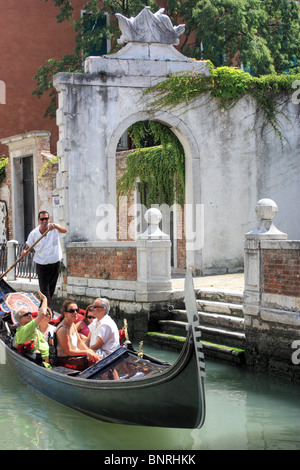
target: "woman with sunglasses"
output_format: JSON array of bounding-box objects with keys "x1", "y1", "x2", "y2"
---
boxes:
[
  {"x1": 21, "y1": 210, "x2": 67, "y2": 312},
  {"x1": 56, "y1": 300, "x2": 101, "y2": 370},
  {"x1": 76, "y1": 305, "x2": 95, "y2": 341}
]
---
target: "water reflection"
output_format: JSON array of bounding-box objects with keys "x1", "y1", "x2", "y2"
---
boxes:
[
  {"x1": 0, "y1": 363, "x2": 183, "y2": 450},
  {"x1": 0, "y1": 345, "x2": 300, "y2": 450}
]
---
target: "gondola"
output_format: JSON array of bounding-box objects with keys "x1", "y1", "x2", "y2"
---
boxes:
[{"x1": 0, "y1": 269, "x2": 206, "y2": 429}]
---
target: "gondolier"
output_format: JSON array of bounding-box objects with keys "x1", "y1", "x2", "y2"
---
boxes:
[{"x1": 21, "y1": 211, "x2": 67, "y2": 311}]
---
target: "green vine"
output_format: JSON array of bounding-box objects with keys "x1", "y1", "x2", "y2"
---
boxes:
[
  {"x1": 117, "y1": 121, "x2": 185, "y2": 207},
  {"x1": 117, "y1": 143, "x2": 185, "y2": 207},
  {"x1": 144, "y1": 63, "x2": 300, "y2": 145}
]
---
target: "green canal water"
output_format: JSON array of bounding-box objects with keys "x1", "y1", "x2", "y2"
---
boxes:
[{"x1": 0, "y1": 344, "x2": 300, "y2": 450}]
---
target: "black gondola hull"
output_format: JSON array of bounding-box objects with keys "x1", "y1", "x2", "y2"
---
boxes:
[{"x1": 2, "y1": 335, "x2": 204, "y2": 429}]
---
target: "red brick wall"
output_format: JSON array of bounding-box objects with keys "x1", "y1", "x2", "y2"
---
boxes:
[
  {"x1": 263, "y1": 249, "x2": 300, "y2": 297},
  {"x1": 67, "y1": 246, "x2": 137, "y2": 281}
]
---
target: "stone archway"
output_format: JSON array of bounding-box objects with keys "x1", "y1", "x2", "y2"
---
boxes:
[{"x1": 106, "y1": 111, "x2": 202, "y2": 271}]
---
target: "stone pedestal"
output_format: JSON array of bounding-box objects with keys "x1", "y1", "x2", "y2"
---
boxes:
[
  {"x1": 244, "y1": 199, "x2": 287, "y2": 315},
  {"x1": 136, "y1": 208, "x2": 172, "y2": 298}
]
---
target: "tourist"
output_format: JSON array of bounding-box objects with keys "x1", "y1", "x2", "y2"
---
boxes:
[
  {"x1": 55, "y1": 300, "x2": 101, "y2": 370},
  {"x1": 21, "y1": 210, "x2": 67, "y2": 312},
  {"x1": 86, "y1": 298, "x2": 120, "y2": 357},
  {"x1": 76, "y1": 305, "x2": 95, "y2": 340},
  {"x1": 38, "y1": 308, "x2": 56, "y2": 342},
  {"x1": 14, "y1": 291, "x2": 49, "y2": 361}
]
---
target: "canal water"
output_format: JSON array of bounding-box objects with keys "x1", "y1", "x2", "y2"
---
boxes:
[{"x1": 0, "y1": 343, "x2": 300, "y2": 450}]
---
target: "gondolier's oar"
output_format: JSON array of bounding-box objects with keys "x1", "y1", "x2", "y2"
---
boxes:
[{"x1": 0, "y1": 227, "x2": 50, "y2": 281}]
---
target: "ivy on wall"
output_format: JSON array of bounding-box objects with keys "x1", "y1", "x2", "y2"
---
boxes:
[
  {"x1": 117, "y1": 65, "x2": 300, "y2": 207},
  {"x1": 144, "y1": 63, "x2": 300, "y2": 144},
  {"x1": 117, "y1": 121, "x2": 185, "y2": 207}
]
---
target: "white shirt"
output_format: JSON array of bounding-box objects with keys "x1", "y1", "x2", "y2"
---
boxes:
[
  {"x1": 89, "y1": 314, "x2": 120, "y2": 357},
  {"x1": 26, "y1": 226, "x2": 62, "y2": 265}
]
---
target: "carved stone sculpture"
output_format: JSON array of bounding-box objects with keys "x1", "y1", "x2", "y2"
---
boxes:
[{"x1": 116, "y1": 7, "x2": 185, "y2": 45}]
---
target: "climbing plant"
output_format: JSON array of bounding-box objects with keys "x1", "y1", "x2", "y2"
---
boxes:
[
  {"x1": 117, "y1": 122, "x2": 185, "y2": 207},
  {"x1": 144, "y1": 64, "x2": 300, "y2": 144},
  {"x1": 129, "y1": 121, "x2": 184, "y2": 186}
]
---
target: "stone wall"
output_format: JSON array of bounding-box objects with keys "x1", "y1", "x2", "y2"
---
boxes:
[{"x1": 244, "y1": 199, "x2": 300, "y2": 383}]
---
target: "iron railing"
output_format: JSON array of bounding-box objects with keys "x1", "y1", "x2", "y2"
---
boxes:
[{"x1": 0, "y1": 243, "x2": 37, "y2": 280}]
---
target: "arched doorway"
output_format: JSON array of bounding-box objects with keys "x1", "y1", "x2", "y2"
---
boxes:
[{"x1": 107, "y1": 111, "x2": 202, "y2": 273}]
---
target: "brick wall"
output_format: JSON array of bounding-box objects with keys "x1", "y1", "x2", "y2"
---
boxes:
[
  {"x1": 67, "y1": 246, "x2": 137, "y2": 281},
  {"x1": 263, "y1": 248, "x2": 300, "y2": 298}
]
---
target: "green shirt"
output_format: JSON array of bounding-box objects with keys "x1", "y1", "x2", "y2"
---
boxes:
[{"x1": 15, "y1": 319, "x2": 49, "y2": 360}]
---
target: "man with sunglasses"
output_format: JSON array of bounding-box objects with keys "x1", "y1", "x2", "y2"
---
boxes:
[
  {"x1": 14, "y1": 291, "x2": 50, "y2": 362},
  {"x1": 86, "y1": 298, "x2": 120, "y2": 358},
  {"x1": 21, "y1": 210, "x2": 67, "y2": 312}
]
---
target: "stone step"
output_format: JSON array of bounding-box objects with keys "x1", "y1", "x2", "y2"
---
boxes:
[
  {"x1": 172, "y1": 309, "x2": 244, "y2": 331},
  {"x1": 148, "y1": 286, "x2": 246, "y2": 365},
  {"x1": 195, "y1": 288, "x2": 243, "y2": 305},
  {"x1": 158, "y1": 319, "x2": 245, "y2": 349},
  {"x1": 196, "y1": 299, "x2": 244, "y2": 317},
  {"x1": 145, "y1": 332, "x2": 245, "y2": 365}
]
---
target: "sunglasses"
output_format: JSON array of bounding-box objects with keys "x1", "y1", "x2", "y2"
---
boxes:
[
  {"x1": 20, "y1": 311, "x2": 31, "y2": 318},
  {"x1": 39, "y1": 217, "x2": 49, "y2": 221},
  {"x1": 66, "y1": 308, "x2": 79, "y2": 314},
  {"x1": 87, "y1": 315, "x2": 95, "y2": 319},
  {"x1": 91, "y1": 305, "x2": 105, "y2": 309}
]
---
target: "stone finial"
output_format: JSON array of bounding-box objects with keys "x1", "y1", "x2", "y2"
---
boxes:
[
  {"x1": 138, "y1": 208, "x2": 169, "y2": 239},
  {"x1": 116, "y1": 7, "x2": 185, "y2": 45},
  {"x1": 255, "y1": 198, "x2": 278, "y2": 220},
  {"x1": 246, "y1": 198, "x2": 287, "y2": 239}
]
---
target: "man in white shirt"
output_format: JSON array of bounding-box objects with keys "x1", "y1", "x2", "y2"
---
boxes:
[
  {"x1": 87, "y1": 298, "x2": 120, "y2": 357},
  {"x1": 21, "y1": 210, "x2": 67, "y2": 311}
]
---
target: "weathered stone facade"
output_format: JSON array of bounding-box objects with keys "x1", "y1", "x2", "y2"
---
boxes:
[{"x1": 53, "y1": 41, "x2": 300, "y2": 280}]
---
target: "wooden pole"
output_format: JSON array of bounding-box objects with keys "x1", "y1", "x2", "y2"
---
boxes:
[{"x1": 0, "y1": 228, "x2": 50, "y2": 281}]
